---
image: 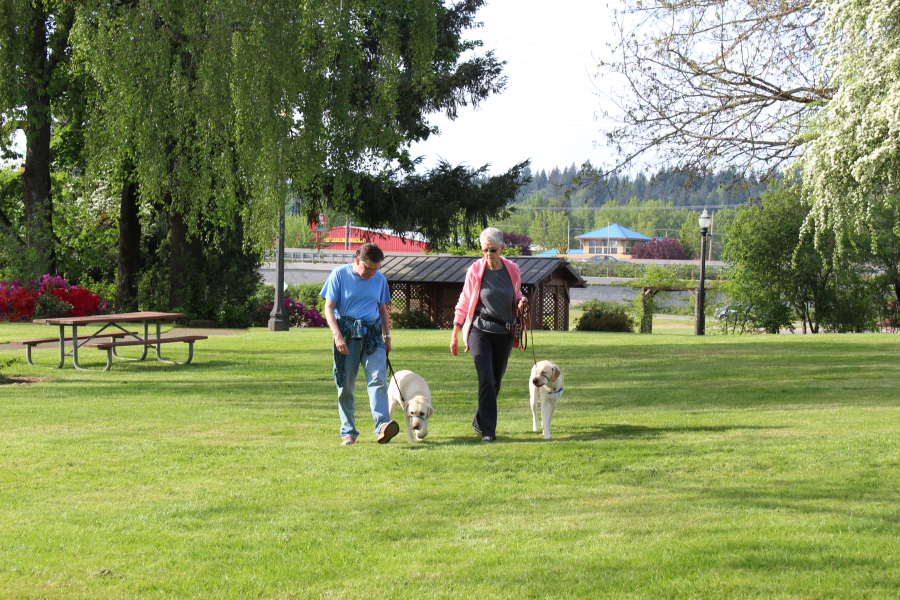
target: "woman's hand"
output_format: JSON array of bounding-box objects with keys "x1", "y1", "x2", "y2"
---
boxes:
[
  {"x1": 449, "y1": 332, "x2": 459, "y2": 356},
  {"x1": 333, "y1": 332, "x2": 349, "y2": 355},
  {"x1": 517, "y1": 297, "x2": 528, "y2": 311}
]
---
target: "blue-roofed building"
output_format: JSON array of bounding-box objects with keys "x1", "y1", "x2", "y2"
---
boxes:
[{"x1": 574, "y1": 224, "x2": 653, "y2": 258}]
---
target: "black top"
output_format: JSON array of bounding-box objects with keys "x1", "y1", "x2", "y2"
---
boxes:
[{"x1": 473, "y1": 265, "x2": 515, "y2": 334}]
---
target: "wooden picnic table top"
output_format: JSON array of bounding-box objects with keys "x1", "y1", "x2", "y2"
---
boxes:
[{"x1": 33, "y1": 312, "x2": 185, "y2": 326}]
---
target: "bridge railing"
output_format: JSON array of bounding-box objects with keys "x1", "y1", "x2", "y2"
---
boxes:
[{"x1": 264, "y1": 250, "x2": 356, "y2": 264}]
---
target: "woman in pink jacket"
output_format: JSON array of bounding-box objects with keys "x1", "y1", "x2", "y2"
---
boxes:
[{"x1": 450, "y1": 227, "x2": 528, "y2": 442}]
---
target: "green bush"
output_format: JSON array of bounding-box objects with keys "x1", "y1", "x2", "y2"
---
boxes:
[
  {"x1": 0, "y1": 357, "x2": 17, "y2": 384},
  {"x1": 218, "y1": 304, "x2": 254, "y2": 328},
  {"x1": 392, "y1": 309, "x2": 438, "y2": 329},
  {"x1": 287, "y1": 283, "x2": 325, "y2": 313},
  {"x1": 575, "y1": 300, "x2": 635, "y2": 332},
  {"x1": 33, "y1": 292, "x2": 74, "y2": 319},
  {"x1": 250, "y1": 282, "x2": 325, "y2": 315}
]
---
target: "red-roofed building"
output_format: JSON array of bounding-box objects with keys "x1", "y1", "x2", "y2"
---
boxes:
[{"x1": 319, "y1": 225, "x2": 431, "y2": 253}]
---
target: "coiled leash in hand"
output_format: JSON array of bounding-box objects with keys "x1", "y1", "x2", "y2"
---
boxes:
[{"x1": 509, "y1": 304, "x2": 537, "y2": 367}]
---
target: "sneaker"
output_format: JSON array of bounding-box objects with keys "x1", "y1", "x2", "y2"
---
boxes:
[
  {"x1": 341, "y1": 436, "x2": 356, "y2": 446},
  {"x1": 377, "y1": 420, "x2": 400, "y2": 444},
  {"x1": 481, "y1": 435, "x2": 496, "y2": 443},
  {"x1": 472, "y1": 415, "x2": 482, "y2": 436}
]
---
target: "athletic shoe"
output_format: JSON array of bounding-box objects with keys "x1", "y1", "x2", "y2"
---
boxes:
[
  {"x1": 377, "y1": 420, "x2": 400, "y2": 444},
  {"x1": 341, "y1": 436, "x2": 356, "y2": 446},
  {"x1": 481, "y1": 435, "x2": 496, "y2": 443},
  {"x1": 472, "y1": 415, "x2": 482, "y2": 436}
]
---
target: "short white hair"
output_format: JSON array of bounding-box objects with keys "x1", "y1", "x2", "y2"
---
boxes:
[{"x1": 479, "y1": 227, "x2": 504, "y2": 248}]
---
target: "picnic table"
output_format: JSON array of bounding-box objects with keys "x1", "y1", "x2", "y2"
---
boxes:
[{"x1": 13, "y1": 312, "x2": 207, "y2": 371}]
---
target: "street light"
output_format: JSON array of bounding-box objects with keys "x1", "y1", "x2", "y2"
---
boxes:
[
  {"x1": 268, "y1": 206, "x2": 290, "y2": 331},
  {"x1": 695, "y1": 209, "x2": 711, "y2": 335}
]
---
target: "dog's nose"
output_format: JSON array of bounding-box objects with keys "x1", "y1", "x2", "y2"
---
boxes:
[{"x1": 532, "y1": 378, "x2": 543, "y2": 386}]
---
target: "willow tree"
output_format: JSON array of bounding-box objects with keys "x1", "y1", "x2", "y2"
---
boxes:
[
  {"x1": 74, "y1": 0, "x2": 508, "y2": 309},
  {"x1": 71, "y1": 0, "x2": 439, "y2": 306},
  {"x1": 0, "y1": 0, "x2": 76, "y2": 277}
]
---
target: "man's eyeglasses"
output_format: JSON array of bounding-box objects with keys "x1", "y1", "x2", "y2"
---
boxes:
[
  {"x1": 358, "y1": 259, "x2": 380, "y2": 273},
  {"x1": 482, "y1": 247, "x2": 499, "y2": 254}
]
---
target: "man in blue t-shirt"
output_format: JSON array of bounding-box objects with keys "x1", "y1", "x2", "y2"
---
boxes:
[{"x1": 320, "y1": 243, "x2": 399, "y2": 445}]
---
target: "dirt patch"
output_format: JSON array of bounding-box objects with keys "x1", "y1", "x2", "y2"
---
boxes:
[{"x1": 0, "y1": 376, "x2": 52, "y2": 385}]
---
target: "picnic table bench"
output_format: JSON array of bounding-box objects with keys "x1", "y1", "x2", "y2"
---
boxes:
[{"x1": 20, "y1": 312, "x2": 207, "y2": 371}]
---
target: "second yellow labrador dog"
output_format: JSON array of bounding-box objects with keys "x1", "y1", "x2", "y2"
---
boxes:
[
  {"x1": 388, "y1": 369, "x2": 434, "y2": 443},
  {"x1": 529, "y1": 360, "x2": 563, "y2": 440}
]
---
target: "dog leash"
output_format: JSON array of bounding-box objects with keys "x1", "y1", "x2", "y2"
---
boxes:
[
  {"x1": 517, "y1": 303, "x2": 537, "y2": 367},
  {"x1": 385, "y1": 356, "x2": 406, "y2": 406}
]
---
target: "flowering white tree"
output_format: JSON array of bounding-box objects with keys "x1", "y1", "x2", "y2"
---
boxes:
[{"x1": 799, "y1": 0, "x2": 900, "y2": 245}]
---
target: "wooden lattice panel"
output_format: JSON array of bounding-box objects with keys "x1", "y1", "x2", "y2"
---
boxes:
[
  {"x1": 542, "y1": 287, "x2": 558, "y2": 330},
  {"x1": 436, "y1": 286, "x2": 461, "y2": 328}
]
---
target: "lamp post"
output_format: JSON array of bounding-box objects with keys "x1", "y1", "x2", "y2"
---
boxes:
[
  {"x1": 268, "y1": 206, "x2": 290, "y2": 331},
  {"x1": 695, "y1": 209, "x2": 711, "y2": 336}
]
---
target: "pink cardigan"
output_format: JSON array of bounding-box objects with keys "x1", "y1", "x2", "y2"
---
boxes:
[{"x1": 454, "y1": 256, "x2": 524, "y2": 352}]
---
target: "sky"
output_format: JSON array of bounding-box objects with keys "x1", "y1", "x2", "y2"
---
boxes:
[{"x1": 408, "y1": 0, "x2": 624, "y2": 177}]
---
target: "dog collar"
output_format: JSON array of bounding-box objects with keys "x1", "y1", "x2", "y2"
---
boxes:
[{"x1": 548, "y1": 386, "x2": 563, "y2": 396}]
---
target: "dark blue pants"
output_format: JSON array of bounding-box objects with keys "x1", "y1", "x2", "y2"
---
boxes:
[{"x1": 468, "y1": 327, "x2": 514, "y2": 438}]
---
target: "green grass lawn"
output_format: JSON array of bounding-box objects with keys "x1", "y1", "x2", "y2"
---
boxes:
[{"x1": 2, "y1": 324, "x2": 899, "y2": 599}]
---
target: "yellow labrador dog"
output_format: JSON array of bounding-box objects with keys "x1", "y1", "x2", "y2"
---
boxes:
[
  {"x1": 529, "y1": 360, "x2": 563, "y2": 440},
  {"x1": 388, "y1": 369, "x2": 434, "y2": 443}
]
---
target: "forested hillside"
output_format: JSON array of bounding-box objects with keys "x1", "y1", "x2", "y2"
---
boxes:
[
  {"x1": 516, "y1": 164, "x2": 770, "y2": 208},
  {"x1": 492, "y1": 165, "x2": 770, "y2": 259}
]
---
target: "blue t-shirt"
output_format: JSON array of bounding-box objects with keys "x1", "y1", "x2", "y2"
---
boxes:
[{"x1": 319, "y1": 263, "x2": 391, "y2": 322}]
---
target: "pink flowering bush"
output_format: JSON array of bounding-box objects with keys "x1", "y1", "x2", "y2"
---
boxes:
[
  {"x1": 0, "y1": 276, "x2": 106, "y2": 321},
  {"x1": 253, "y1": 298, "x2": 328, "y2": 327}
]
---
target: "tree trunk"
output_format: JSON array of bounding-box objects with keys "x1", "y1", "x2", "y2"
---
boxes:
[
  {"x1": 169, "y1": 210, "x2": 203, "y2": 310},
  {"x1": 116, "y1": 177, "x2": 142, "y2": 312},
  {"x1": 22, "y1": 3, "x2": 54, "y2": 277}
]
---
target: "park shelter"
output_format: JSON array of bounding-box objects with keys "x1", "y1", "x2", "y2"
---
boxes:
[
  {"x1": 380, "y1": 255, "x2": 586, "y2": 331},
  {"x1": 575, "y1": 224, "x2": 652, "y2": 258}
]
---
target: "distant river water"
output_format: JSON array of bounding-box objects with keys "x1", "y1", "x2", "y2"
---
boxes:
[{"x1": 258, "y1": 267, "x2": 715, "y2": 308}]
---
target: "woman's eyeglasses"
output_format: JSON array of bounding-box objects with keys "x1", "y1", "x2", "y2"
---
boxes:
[{"x1": 482, "y1": 247, "x2": 499, "y2": 254}]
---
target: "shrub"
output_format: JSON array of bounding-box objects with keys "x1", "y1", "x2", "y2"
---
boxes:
[
  {"x1": 0, "y1": 357, "x2": 17, "y2": 384},
  {"x1": 34, "y1": 292, "x2": 74, "y2": 319},
  {"x1": 250, "y1": 282, "x2": 326, "y2": 314},
  {"x1": 575, "y1": 300, "x2": 635, "y2": 332},
  {"x1": 218, "y1": 304, "x2": 254, "y2": 328},
  {"x1": 0, "y1": 287, "x2": 39, "y2": 321},
  {"x1": 286, "y1": 283, "x2": 325, "y2": 313},
  {"x1": 0, "y1": 275, "x2": 105, "y2": 322},
  {"x1": 253, "y1": 298, "x2": 328, "y2": 328},
  {"x1": 630, "y1": 238, "x2": 687, "y2": 259},
  {"x1": 392, "y1": 309, "x2": 438, "y2": 329}
]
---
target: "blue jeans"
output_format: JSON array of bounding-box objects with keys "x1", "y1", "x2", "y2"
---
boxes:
[{"x1": 334, "y1": 338, "x2": 391, "y2": 439}]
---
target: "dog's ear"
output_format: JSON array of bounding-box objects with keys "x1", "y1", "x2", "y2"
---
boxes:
[
  {"x1": 427, "y1": 404, "x2": 434, "y2": 418},
  {"x1": 552, "y1": 364, "x2": 561, "y2": 381}
]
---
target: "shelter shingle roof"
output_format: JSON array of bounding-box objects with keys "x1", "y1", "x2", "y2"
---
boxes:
[{"x1": 380, "y1": 256, "x2": 586, "y2": 287}]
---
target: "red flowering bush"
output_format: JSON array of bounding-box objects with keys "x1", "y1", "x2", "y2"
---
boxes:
[
  {"x1": 0, "y1": 276, "x2": 105, "y2": 321},
  {"x1": 49, "y1": 287, "x2": 102, "y2": 317},
  {"x1": 0, "y1": 287, "x2": 39, "y2": 322}
]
